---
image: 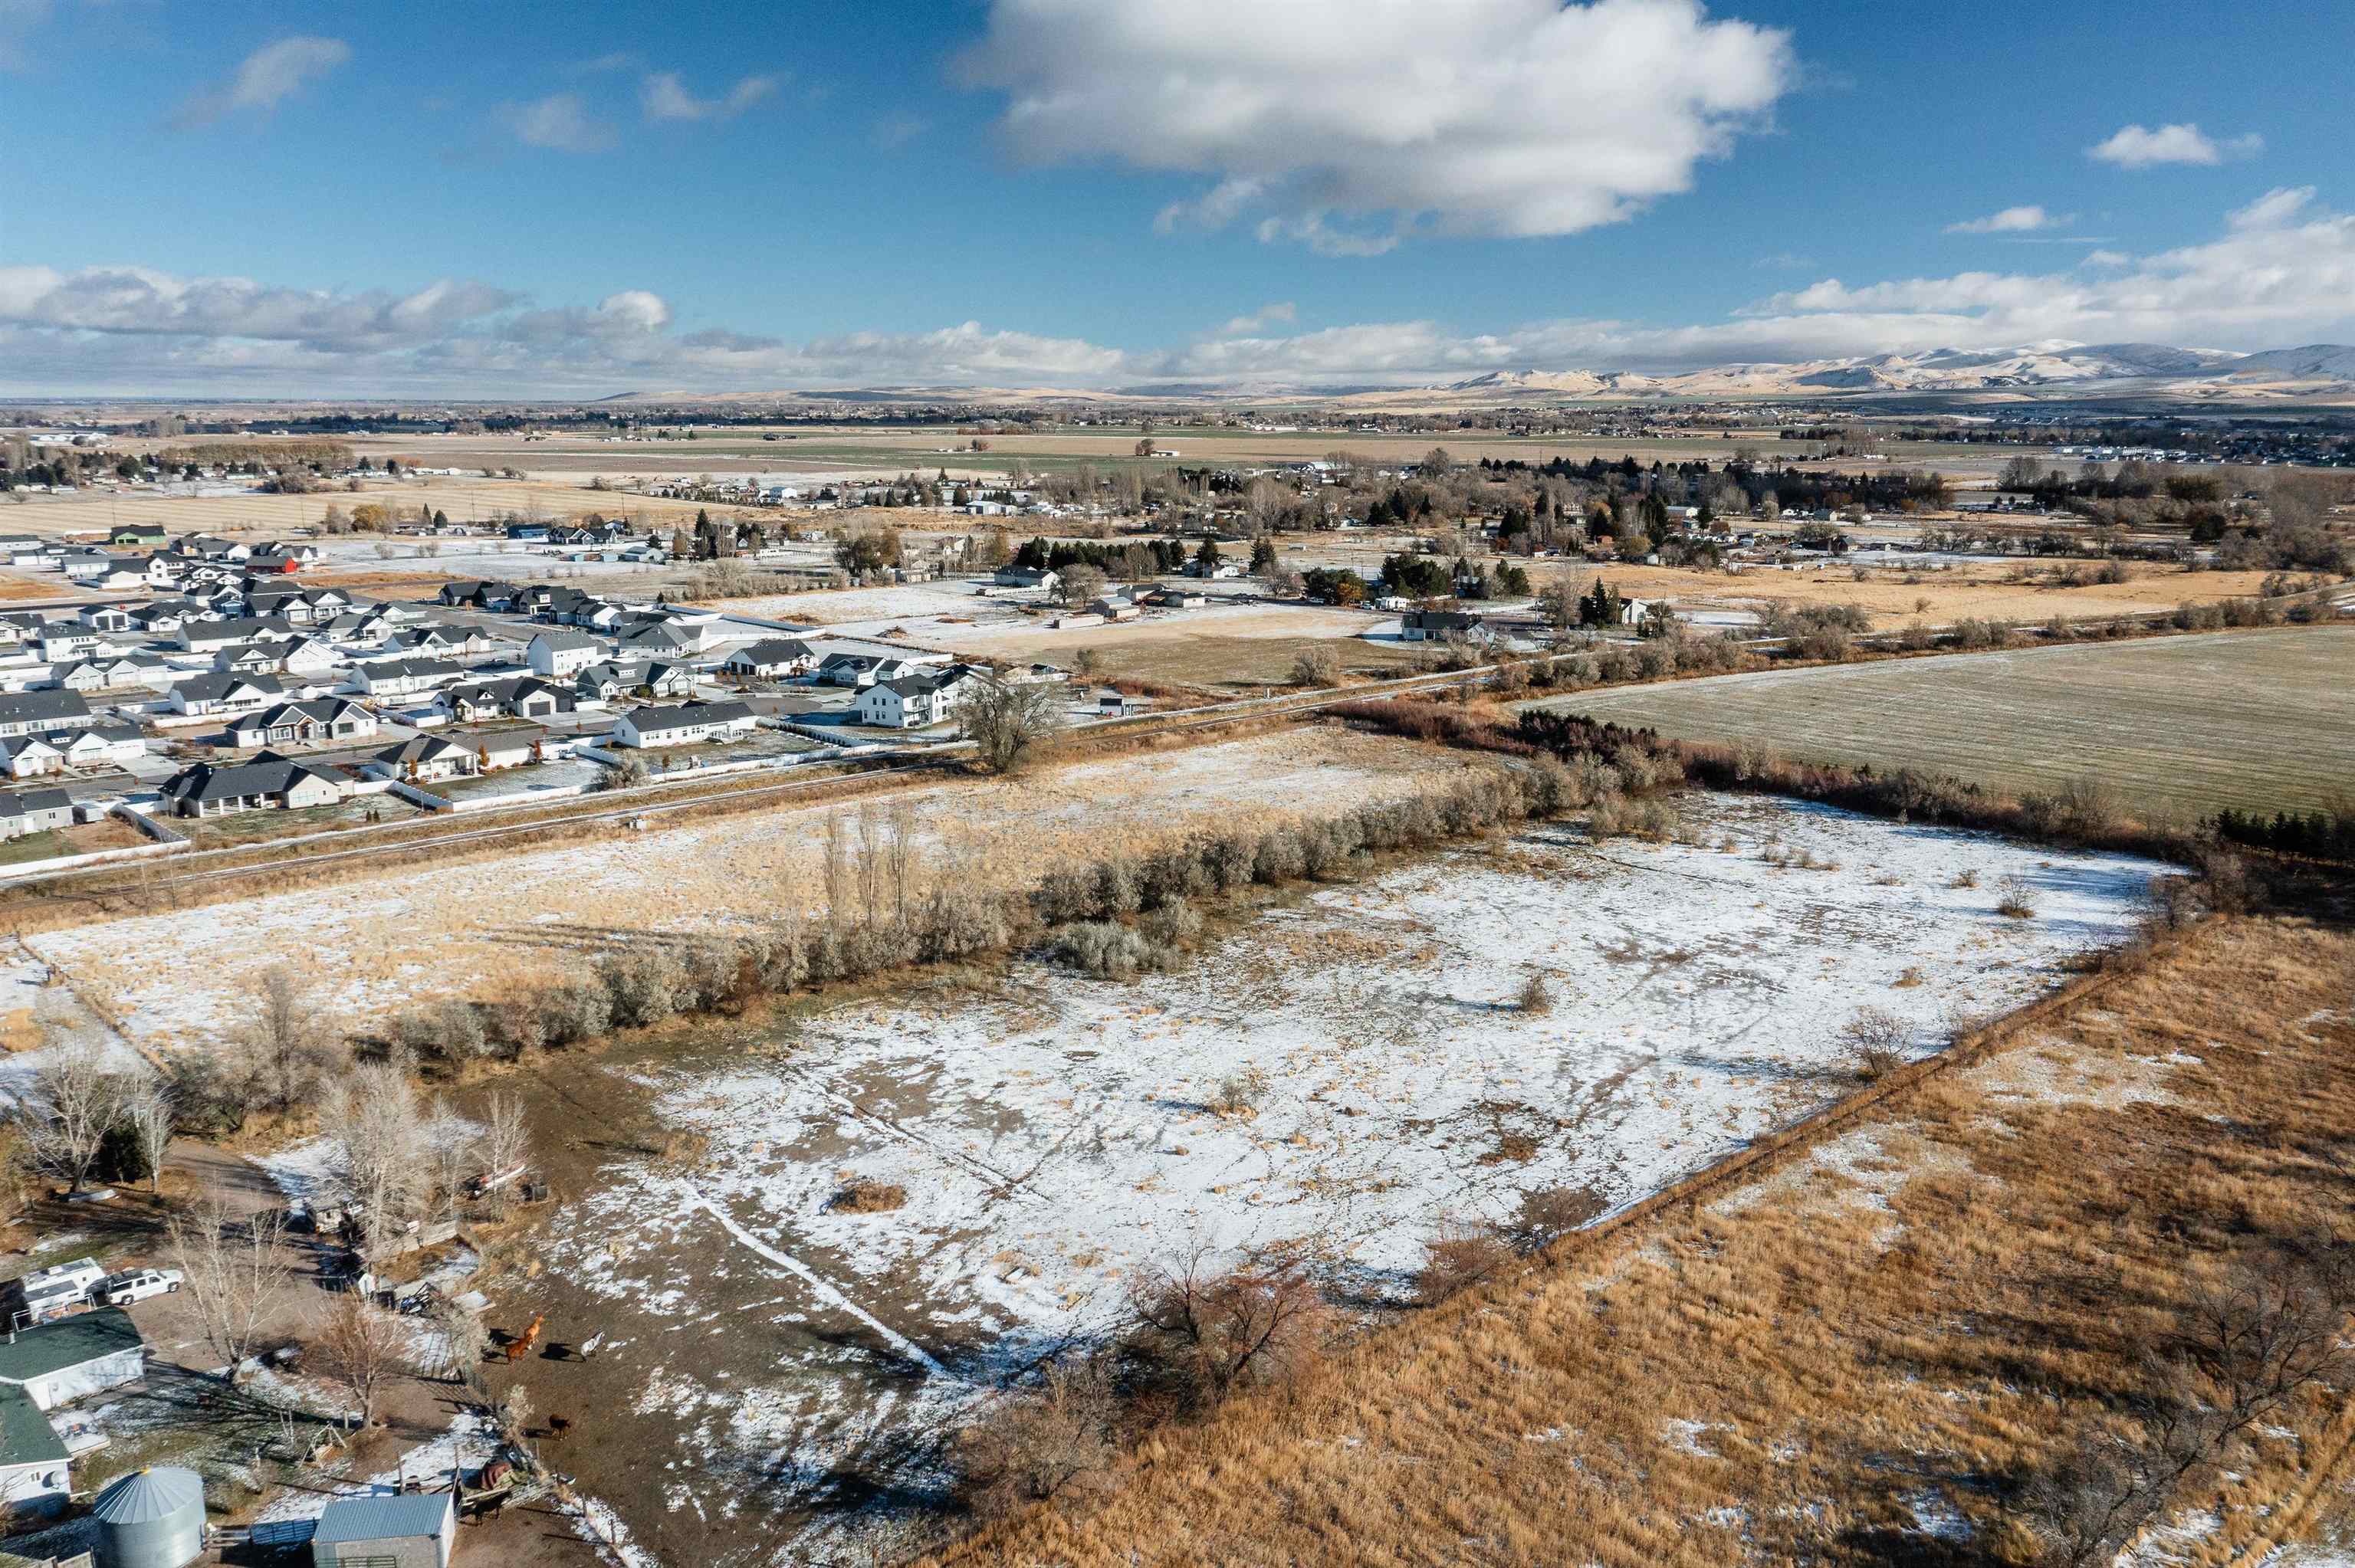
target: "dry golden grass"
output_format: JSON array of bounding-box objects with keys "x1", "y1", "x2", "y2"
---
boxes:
[
  {"x1": 0, "y1": 477, "x2": 721, "y2": 539},
  {"x1": 25, "y1": 727, "x2": 1498, "y2": 1048},
  {"x1": 1531, "y1": 559, "x2": 2284, "y2": 627},
  {"x1": 933, "y1": 908, "x2": 2355, "y2": 1568},
  {"x1": 1086, "y1": 633, "x2": 1427, "y2": 691}
]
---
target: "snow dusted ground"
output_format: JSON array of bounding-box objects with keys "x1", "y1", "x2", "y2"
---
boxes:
[
  {"x1": 534, "y1": 792, "x2": 2165, "y2": 1562},
  {"x1": 24, "y1": 729, "x2": 1452, "y2": 1048}
]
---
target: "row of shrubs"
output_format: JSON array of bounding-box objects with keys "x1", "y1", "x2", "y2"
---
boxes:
[{"x1": 381, "y1": 767, "x2": 1575, "y2": 1064}]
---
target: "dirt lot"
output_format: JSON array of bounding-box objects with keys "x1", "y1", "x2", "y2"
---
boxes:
[
  {"x1": 481, "y1": 796, "x2": 2160, "y2": 1565},
  {"x1": 1528, "y1": 625, "x2": 2355, "y2": 821},
  {"x1": 25, "y1": 729, "x2": 1482, "y2": 1048},
  {"x1": 933, "y1": 902, "x2": 2355, "y2": 1568}
]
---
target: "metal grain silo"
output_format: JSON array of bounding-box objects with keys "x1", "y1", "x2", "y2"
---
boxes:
[{"x1": 91, "y1": 1465, "x2": 205, "y2": 1568}]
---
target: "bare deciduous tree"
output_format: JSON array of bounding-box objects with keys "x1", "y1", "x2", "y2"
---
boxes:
[
  {"x1": 481, "y1": 1091, "x2": 530, "y2": 1215},
  {"x1": 317, "y1": 1294, "x2": 406, "y2": 1426},
  {"x1": 237, "y1": 965, "x2": 334, "y2": 1116},
  {"x1": 432, "y1": 1294, "x2": 488, "y2": 1391},
  {"x1": 958, "y1": 1355, "x2": 1118, "y2": 1518},
  {"x1": 1053, "y1": 563, "x2": 1107, "y2": 608},
  {"x1": 956, "y1": 678, "x2": 1066, "y2": 776},
  {"x1": 425, "y1": 1096, "x2": 474, "y2": 1223},
  {"x1": 121, "y1": 1077, "x2": 175, "y2": 1193},
  {"x1": 166, "y1": 1199, "x2": 291, "y2": 1378},
  {"x1": 324, "y1": 1064, "x2": 427, "y2": 1249},
  {"x1": 11, "y1": 1039, "x2": 126, "y2": 1195},
  {"x1": 1127, "y1": 1247, "x2": 1329, "y2": 1406}
]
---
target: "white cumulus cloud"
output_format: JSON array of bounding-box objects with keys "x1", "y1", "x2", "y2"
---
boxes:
[
  {"x1": 1945, "y1": 205, "x2": 2065, "y2": 235},
  {"x1": 6, "y1": 195, "x2": 2353, "y2": 395},
  {"x1": 170, "y1": 35, "x2": 350, "y2": 128},
  {"x1": 506, "y1": 91, "x2": 613, "y2": 152},
  {"x1": 962, "y1": 0, "x2": 1794, "y2": 251},
  {"x1": 640, "y1": 71, "x2": 779, "y2": 122},
  {"x1": 2088, "y1": 122, "x2": 2263, "y2": 169}
]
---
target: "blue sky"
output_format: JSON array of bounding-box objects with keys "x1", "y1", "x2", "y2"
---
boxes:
[{"x1": 3, "y1": 0, "x2": 2352, "y2": 394}]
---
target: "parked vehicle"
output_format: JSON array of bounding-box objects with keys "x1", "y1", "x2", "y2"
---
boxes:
[
  {"x1": 5, "y1": 1255, "x2": 107, "y2": 1324},
  {"x1": 94, "y1": 1268, "x2": 183, "y2": 1306},
  {"x1": 17, "y1": 1257, "x2": 106, "y2": 1299}
]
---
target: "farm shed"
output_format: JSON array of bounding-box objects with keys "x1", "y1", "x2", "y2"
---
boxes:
[
  {"x1": 0, "y1": 1309, "x2": 146, "y2": 1410},
  {"x1": 311, "y1": 1491, "x2": 455, "y2": 1568}
]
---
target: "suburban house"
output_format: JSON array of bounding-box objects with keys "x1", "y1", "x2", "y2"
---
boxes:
[
  {"x1": 617, "y1": 621, "x2": 700, "y2": 657},
  {"x1": 853, "y1": 666, "x2": 984, "y2": 729},
  {"x1": 1086, "y1": 595, "x2": 1143, "y2": 621},
  {"x1": 0, "y1": 691, "x2": 94, "y2": 738},
  {"x1": 107, "y1": 520, "x2": 167, "y2": 548},
  {"x1": 46, "y1": 661, "x2": 113, "y2": 694},
  {"x1": 211, "y1": 644, "x2": 284, "y2": 677},
  {"x1": 438, "y1": 677, "x2": 572, "y2": 723},
  {"x1": 0, "y1": 789, "x2": 74, "y2": 838},
  {"x1": 159, "y1": 753, "x2": 350, "y2": 815},
  {"x1": 387, "y1": 623, "x2": 495, "y2": 658},
  {"x1": 371, "y1": 734, "x2": 478, "y2": 784},
  {"x1": 0, "y1": 1310, "x2": 145, "y2": 1516},
  {"x1": 466, "y1": 727, "x2": 548, "y2": 772},
  {"x1": 640, "y1": 661, "x2": 697, "y2": 698},
  {"x1": 610, "y1": 700, "x2": 758, "y2": 749},
  {"x1": 0, "y1": 737, "x2": 63, "y2": 779},
  {"x1": 438, "y1": 579, "x2": 522, "y2": 611},
  {"x1": 278, "y1": 636, "x2": 345, "y2": 677},
  {"x1": 994, "y1": 566, "x2": 1059, "y2": 592},
  {"x1": 74, "y1": 604, "x2": 133, "y2": 635},
  {"x1": 47, "y1": 723, "x2": 145, "y2": 769},
  {"x1": 248, "y1": 586, "x2": 350, "y2": 624},
  {"x1": 225, "y1": 699, "x2": 377, "y2": 750},
  {"x1": 527, "y1": 630, "x2": 603, "y2": 678},
  {"x1": 32, "y1": 628, "x2": 104, "y2": 662},
  {"x1": 1400, "y1": 609, "x2": 1486, "y2": 641},
  {"x1": 127, "y1": 601, "x2": 192, "y2": 637},
  {"x1": 342, "y1": 658, "x2": 462, "y2": 699},
  {"x1": 178, "y1": 615, "x2": 292, "y2": 654},
  {"x1": 817, "y1": 652, "x2": 920, "y2": 688},
  {"x1": 169, "y1": 672, "x2": 284, "y2": 716},
  {"x1": 721, "y1": 638, "x2": 818, "y2": 681},
  {"x1": 573, "y1": 663, "x2": 629, "y2": 704},
  {"x1": 310, "y1": 1491, "x2": 457, "y2": 1568}
]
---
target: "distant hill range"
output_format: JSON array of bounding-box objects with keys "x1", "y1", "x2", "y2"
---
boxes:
[
  {"x1": 1355, "y1": 342, "x2": 2355, "y2": 408},
  {"x1": 585, "y1": 342, "x2": 2355, "y2": 410}
]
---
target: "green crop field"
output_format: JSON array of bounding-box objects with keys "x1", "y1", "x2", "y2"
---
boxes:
[{"x1": 1520, "y1": 625, "x2": 2355, "y2": 822}]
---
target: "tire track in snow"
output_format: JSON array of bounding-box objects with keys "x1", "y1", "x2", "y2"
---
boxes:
[{"x1": 675, "y1": 1180, "x2": 948, "y2": 1379}]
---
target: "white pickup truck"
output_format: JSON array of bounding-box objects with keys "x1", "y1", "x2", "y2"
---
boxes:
[{"x1": 94, "y1": 1268, "x2": 182, "y2": 1307}]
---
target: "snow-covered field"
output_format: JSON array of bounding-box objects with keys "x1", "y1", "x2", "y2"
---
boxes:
[
  {"x1": 532, "y1": 793, "x2": 2164, "y2": 1561},
  {"x1": 21, "y1": 730, "x2": 1462, "y2": 1048}
]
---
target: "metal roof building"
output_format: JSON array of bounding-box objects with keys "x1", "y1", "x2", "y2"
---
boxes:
[{"x1": 311, "y1": 1491, "x2": 456, "y2": 1568}]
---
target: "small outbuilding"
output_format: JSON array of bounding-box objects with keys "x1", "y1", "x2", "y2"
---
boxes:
[{"x1": 311, "y1": 1491, "x2": 456, "y2": 1568}]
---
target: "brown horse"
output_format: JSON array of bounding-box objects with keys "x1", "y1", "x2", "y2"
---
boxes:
[
  {"x1": 547, "y1": 1414, "x2": 572, "y2": 1442},
  {"x1": 503, "y1": 1311, "x2": 546, "y2": 1363}
]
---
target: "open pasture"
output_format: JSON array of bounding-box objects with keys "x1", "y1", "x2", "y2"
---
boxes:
[
  {"x1": 1527, "y1": 626, "x2": 2355, "y2": 821},
  {"x1": 931, "y1": 907, "x2": 2355, "y2": 1568},
  {"x1": 512, "y1": 793, "x2": 2160, "y2": 1564}
]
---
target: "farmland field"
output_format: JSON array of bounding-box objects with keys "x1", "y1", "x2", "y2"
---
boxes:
[
  {"x1": 1522, "y1": 625, "x2": 2355, "y2": 820},
  {"x1": 501, "y1": 793, "x2": 2161, "y2": 1565},
  {"x1": 935, "y1": 907, "x2": 2355, "y2": 1568}
]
